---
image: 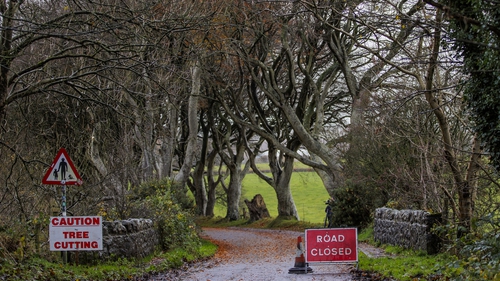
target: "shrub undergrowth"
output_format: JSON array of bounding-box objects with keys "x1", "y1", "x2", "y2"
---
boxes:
[
  {"x1": 330, "y1": 180, "x2": 386, "y2": 230},
  {"x1": 435, "y1": 213, "x2": 500, "y2": 280},
  {"x1": 0, "y1": 179, "x2": 214, "y2": 280}
]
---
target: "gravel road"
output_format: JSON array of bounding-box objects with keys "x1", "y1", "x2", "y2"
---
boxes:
[{"x1": 150, "y1": 227, "x2": 360, "y2": 281}]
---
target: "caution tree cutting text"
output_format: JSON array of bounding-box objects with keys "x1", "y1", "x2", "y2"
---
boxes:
[{"x1": 50, "y1": 216, "x2": 103, "y2": 251}]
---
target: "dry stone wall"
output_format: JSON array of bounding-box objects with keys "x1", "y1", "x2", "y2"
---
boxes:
[
  {"x1": 374, "y1": 208, "x2": 441, "y2": 254},
  {"x1": 101, "y1": 218, "x2": 158, "y2": 259},
  {"x1": 78, "y1": 218, "x2": 158, "y2": 263}
]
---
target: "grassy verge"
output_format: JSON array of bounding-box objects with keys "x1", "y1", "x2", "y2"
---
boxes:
[
  {"x1": 357, "y1": 227, "x2": 460, "y2": 280},
  {"x1": 357, "y1": 248, "x2": 453, "y2": 281},
  {"x1": 356, "y1": 228, "x2": 455, "y2": 281},
  {"x1": 0, "y1": 239, "x2": 217, "y2": 281}
]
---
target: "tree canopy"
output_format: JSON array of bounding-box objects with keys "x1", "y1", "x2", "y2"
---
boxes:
[
  {"x1": 425, "y1": 0, "x2": 500, "y2": 171},
  {"x1": 0, "y1": 0, "x2": 499, "y2": 252}
]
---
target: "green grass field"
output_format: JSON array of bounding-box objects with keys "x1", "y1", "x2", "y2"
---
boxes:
[{"x1": 213, "y1": 171, "x2": 330, "y2": 224}]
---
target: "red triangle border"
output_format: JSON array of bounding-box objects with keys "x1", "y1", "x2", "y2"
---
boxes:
[{"x1": 42, "y1": 148, "x2": 83, "y2": 185}]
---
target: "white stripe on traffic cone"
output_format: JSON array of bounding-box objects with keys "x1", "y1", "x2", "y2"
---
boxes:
[{"x1": 288, "y1": 236, "x2": 313, "y2": 274}]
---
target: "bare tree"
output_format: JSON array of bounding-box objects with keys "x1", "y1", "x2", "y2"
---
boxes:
[{"x1": 341, "y1": 2, "x2": 488, "y2": 235}]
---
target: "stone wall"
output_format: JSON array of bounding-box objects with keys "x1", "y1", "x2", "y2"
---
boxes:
[
  {"x1": 373, "y1": 208, "x2": 441, "y2": 254},
  {"x1": 102, "y1": 218, "x2": 159, "y2": 259},
  {"x1": 78, "y1": 218, "x2": 159, "y2": 263}
]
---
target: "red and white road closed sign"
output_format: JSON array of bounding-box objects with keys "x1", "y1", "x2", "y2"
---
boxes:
[
  {"x1": 305, "y1": 228, "x2": 358, "y2": 263},
  {"x1": 49, "y1": 216, "x2": 103, "y2": 251}
]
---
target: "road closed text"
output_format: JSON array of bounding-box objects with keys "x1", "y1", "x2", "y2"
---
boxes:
[
  {"x1": 310, "y1": 246, "x2": 353, "y2": 256},
  {"x1": 305, "y1": 228, "x2": 358, "y2": 263},
  {"x1": 316, "y1": 233, "x2": 345, "y2": 243}
]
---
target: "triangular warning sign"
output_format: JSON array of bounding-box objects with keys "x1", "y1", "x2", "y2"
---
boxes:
[{"x1": 42, "y1": 148, "x2": 83, "y2": 185}]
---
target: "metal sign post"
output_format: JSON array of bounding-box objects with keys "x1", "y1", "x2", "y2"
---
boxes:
[
  {"x1": 42, "y1": 148, "x2": 83, "y2": 264},
  {"x1": 61, "y1": 182, "x2": 67, "y2": 263},
  {"x1": 62, "y1": 183, "x2": 67, "y2": 216}
]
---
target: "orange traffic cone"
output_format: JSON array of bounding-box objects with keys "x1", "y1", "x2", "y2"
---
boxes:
[{"x1": 288, "y1": 236, "x2": 313, "y2": 274}]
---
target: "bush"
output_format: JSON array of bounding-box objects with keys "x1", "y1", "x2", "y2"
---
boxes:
[
  {"x1": 440, "y1": 214, "x2": 500, "y2": 280},
  {"x1": 330, "y1": 180, "x2": 385, "y2": 230},
  {"x1": 127, "y1": 179, "x2": 200, "y2": 252},
  {"x1": 145, "y1": 188, "x2": 201, "y2": 252},
  {"x1": 98, "y1": 179, "x2": 200, "y2": 253}
]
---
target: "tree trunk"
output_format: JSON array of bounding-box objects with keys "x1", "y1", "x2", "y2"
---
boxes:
[
  {"x1": 274, "y1": 153, "x2": 299, "y2": 219},
  {"x1": 162, "y1": 102, "x2": 177, "y2": 178},
  {"x1": 250, "y1": 142, "x2": 299, "y2": 220},
  {"x1": 222, "y1": 132, "x2": 249, "y2": 221},
  {"x1": 244, "y1": 194, "x2": 270, "y2": 222},
  {"x1": 313, "y1": 168, "x2": 336, "y2": 198},
  {"x1": 275, "y1": 179, "x2": 298, "y2": 219},
  {"x1": 123, "y1": 88, "x2": 155, "y2": 182},
  {"x1": 466, "y1": 135, "x2": 482, "y2": 215},
  {"x1": 191, "y1": 163, "x2": 207, "y2": 215},
  {"x1": 0, "y1": 1, "x2": 18, "y2": 129},
  {"x1": 205, "y1": 151, "x2": 217, "y2": 217},
  {"x1": 87, "y1": 111, "x2": 123, "y2": 195},
  {"x1": 173, "y1": 64, "x2": 201, "y2": 204},
  {"x1": 423, "y1": 11, "x2": 474, "y2": 237},
  {"x1": 205, "y1": 150, "x2": 224, "y2": 217},
  {"x1": 191, "y1": 119, "x2": 209, "y2": 215},
  {"x1": 226, "y1": 172, "x2": 243, "y2": 221}
]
